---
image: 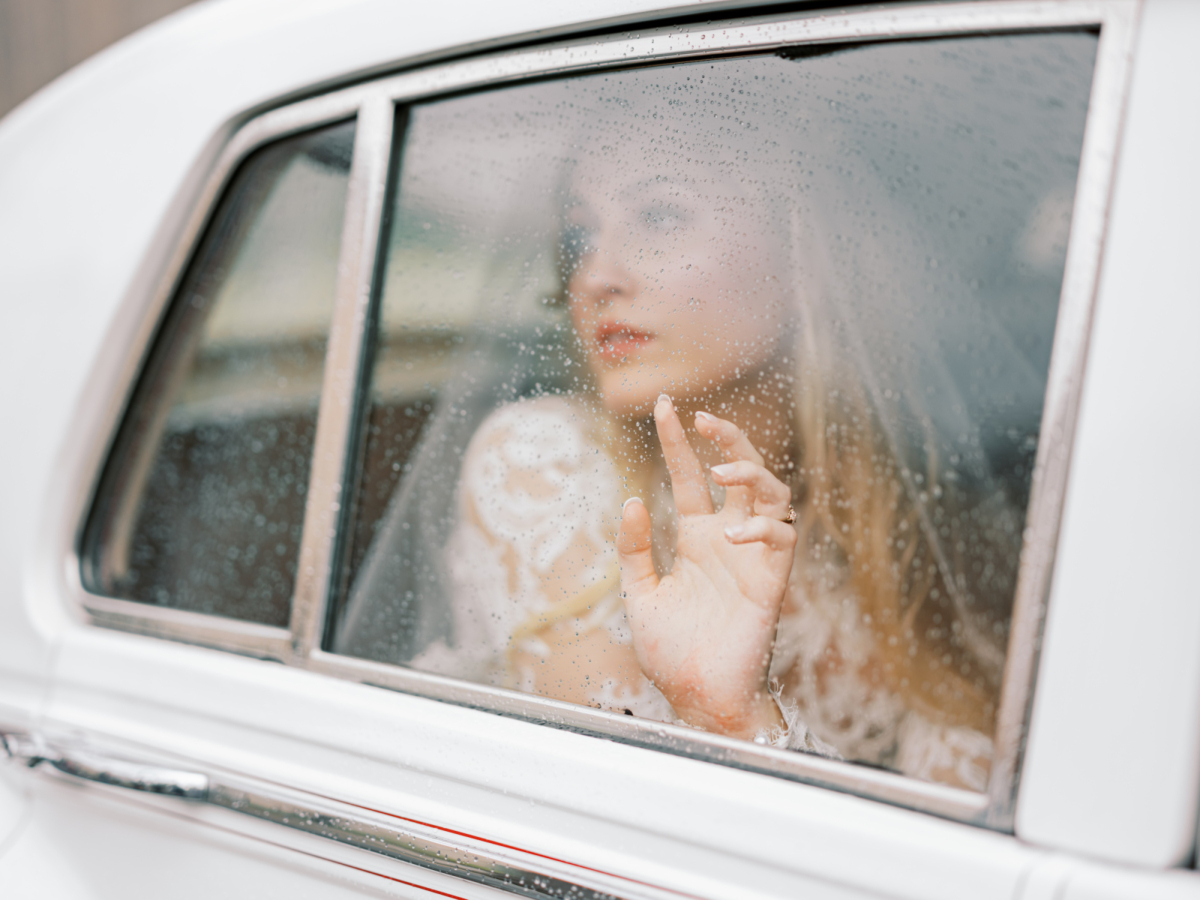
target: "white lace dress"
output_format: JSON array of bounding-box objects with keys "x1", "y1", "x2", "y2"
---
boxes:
[{"x1": 409, "y1": 395, "x2": 993, "y2": 791}]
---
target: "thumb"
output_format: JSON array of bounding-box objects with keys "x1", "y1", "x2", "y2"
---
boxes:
[{"x1": 617, "y1": 497, "x2": 658, "y2": 605}]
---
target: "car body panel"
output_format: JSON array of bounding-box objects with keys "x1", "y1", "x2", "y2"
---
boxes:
[
  {"x1": 1, "y1": 0, "x2": 1199, "y2": 897},
  {"x1": 1017, "y1": 0, "x2": 1200, "y2": 868},
  {"x1": 0, "y1": 0, "x2": 727, "y2": 874},
  {"x1": 35, "y1": 627, "x2": 1037, "y2": 899}
]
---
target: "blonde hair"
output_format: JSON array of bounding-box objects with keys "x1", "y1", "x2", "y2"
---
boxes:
[
  {"x1": 528, "y1": 73, "x2": 1014, "y2": 733},
  {"x1": 792, "y1": 364, "x2": 998, "y2": 732},
  {"x1": 787, "y1": 208, "x2": 1004, "y2": 733}
]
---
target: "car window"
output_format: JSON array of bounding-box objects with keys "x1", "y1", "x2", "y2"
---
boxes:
[
  {"x1": 82, "y1": 120, "x2": 355, "y2": 626},
  {"x1": 326, "y1": 35, "x2": 1096, "y2": 792}
]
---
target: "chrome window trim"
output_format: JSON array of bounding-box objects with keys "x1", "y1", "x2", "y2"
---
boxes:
[
  {"x1": 69, "y1": 0, "x2": 1139, "y2": 833},
  {"x1": 83, "y1": 595, "x2": 292, "y2": 661},
  {"x1": 305, "y1": 648, "x2": 989, "y2": 822},
  {"x1": 70, "y1": 94, "x2": 372, "y2": 665},
  {"x1": 205, "y1": 776, "x2": 680, "y2": 900},
  {"x1": 289, "y1": 94, "x2": 395, "y2": 659},
  {"x1": 983, "y1": 0, "x2": 1138, "y2": 827}
]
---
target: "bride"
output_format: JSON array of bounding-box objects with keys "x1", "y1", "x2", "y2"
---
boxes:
[{"x1": 334, "y1": 54, "x2": 1073, "y2": 791}]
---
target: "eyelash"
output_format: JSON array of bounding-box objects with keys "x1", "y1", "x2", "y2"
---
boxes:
[
  {"x1": 642, "y1": 207, "x2": 684, "y2": 230},
  {"x1": 558, "y1": 202, "x2": 687, "y2": 271}
]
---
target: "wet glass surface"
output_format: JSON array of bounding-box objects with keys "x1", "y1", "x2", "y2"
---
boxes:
[
  {"x1": 330, "y1": 35, "x2": 1096, "y2": 789},
  {"x1": 83, "y1": 120, "x2": 355, "y2": 626}
]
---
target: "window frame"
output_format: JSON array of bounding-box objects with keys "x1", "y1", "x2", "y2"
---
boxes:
[{"x1": 70, "y1": 0, "x2": 1139, "y2": 830}]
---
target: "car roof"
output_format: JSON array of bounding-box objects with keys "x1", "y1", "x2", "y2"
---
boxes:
[{"x1": 0, "y1": 0, "x2": 718, "y2": 367}]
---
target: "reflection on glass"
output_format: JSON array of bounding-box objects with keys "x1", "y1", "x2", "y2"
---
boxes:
[
  {"x1": 333, "y1": 35, "x2": 1096, "y2": 789},
  {"x1": 84, "y1": 121, "x2": 355, "y2": 626}
]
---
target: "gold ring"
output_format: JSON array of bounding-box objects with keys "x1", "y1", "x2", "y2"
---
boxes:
[{"x1": 783, "y1": 506, "x2": 797, "y2": 525}]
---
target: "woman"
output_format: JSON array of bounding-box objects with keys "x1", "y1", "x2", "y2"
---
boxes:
[
  {"x1": 400, "y1": 149, "x2": 1001, "y2": 790},
  {"x1": 337, "y1": 51, "x2": 1076, "y2": 790}
]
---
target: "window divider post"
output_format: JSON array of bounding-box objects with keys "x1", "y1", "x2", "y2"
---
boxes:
[{"x1": 290, "y1": 93, "x2": 395, "y2": 662}]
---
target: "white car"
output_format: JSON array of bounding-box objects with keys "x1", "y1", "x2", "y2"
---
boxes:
[{"x1": 1, "y1": 0, "x2": 1198, "y2": 897}]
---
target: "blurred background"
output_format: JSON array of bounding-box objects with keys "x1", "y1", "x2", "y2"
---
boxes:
[{"x1": 0, "y1": 0, "x2": 198, "y2": 119}]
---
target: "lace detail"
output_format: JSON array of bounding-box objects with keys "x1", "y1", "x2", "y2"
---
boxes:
[
  {"x1": 468, "y1": 399, "x2": 617, "y2": 580},
  {"x1": 413, "y1": 395, "x2": 662, "y2": 708},
  {"x1": 418, "y1": 396, "x2": 994, "y2": 789},
  {"x1": 754, "y1": 684, "x2": 843, "y2": 758},
  {"x1": 772, "y1": 591, "x2": 909, "y2": 765},
  {"x1": 895, "y1": 714, "x2": 993, "y2": 792}
]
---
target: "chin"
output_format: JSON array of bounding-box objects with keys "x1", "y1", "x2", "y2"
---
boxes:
[
  {"x1": 598, "y1": 388, "x2": 658, "y2": 419},
  {"x1": 594, "y1": 371, "x2": 665, "y2": 419}
]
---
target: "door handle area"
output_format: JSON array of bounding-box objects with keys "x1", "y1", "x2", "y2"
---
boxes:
[
  {"x1": 1, "y1": 728, "x2": 661, "y2": 900},
  {"x1": 1, "y1": 730, "x2": 209, "y2": 800}
]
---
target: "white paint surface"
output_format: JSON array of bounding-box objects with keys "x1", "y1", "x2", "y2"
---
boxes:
[
  {"x1": 3, "y1": 0, "x2": 1200, "y2": 895},
  {"x1": 1016, "y1": 0, "x2": 1200, "y2": 868}
]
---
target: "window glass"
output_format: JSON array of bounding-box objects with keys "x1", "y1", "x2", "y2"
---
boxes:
[
  {"x1": 330, "y1": 35, "x2": 1096, "y2": 790},
  {"x1": 83, "y1": 120, "x2": 355, "y2": 627}
]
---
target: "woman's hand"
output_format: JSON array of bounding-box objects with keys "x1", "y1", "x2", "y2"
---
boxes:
[{"x1": 617, "y1": 395, "x2": 797, "y2": 739}]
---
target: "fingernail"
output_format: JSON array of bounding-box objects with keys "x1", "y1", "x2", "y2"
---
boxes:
[
  {"x1": 656, "y1": 393, "x2": 673, "y2": 410},
  {"x1": 724, "y1": 524, "x2": 746, "y2": 541},
  {"x1": 711, "y1": 463, "x2": 736, "y2": 477},
  {"x1": 623, "y1": 497, "x2": 644, "y2": 511},
  {"x1": 695, "y1": 410, "x2": 718, "y2": 423}
]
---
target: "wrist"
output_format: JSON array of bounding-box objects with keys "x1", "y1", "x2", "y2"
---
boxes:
[
  {"x1": 737, "y1": 692, "x2": 785, "y2": 741},
  {"x1": 674, "y1": 691, "x2": 783, "y2": 741}
]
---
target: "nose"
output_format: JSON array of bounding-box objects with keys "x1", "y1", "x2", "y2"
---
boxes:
[{"x1": 570, "y1": 228, "x2": 636, "y2": 307}]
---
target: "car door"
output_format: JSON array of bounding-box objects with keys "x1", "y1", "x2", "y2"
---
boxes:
[
  {"x1": 0, "y1": 343, "x2": 56, "y2": 866},
  {"x1": 6, "y1": 1, "x2": 1200, "y2": 899}
]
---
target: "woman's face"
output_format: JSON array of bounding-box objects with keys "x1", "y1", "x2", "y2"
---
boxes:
[{"x1": 564, "y1": 153, "x2": 791, "y2": 418}]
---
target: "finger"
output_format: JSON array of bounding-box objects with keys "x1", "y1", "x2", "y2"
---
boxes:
[
  {"x1": 710, "y1": 460, "x2": 791, "y2": 518},
  {"x1": 694, "y1": 411, "x2": 765, "y2": 466},
  {"x1": 654, "y1": 395, "x2": 715, "y2": 516},
  {"x1": 617, "y1": 497, "x2": 660, "y2": 605},
  {"x1": 694, "y1": 411, "x2": 762, "y2": 518},
  {"x1": 724, "y1": 516, "x2": 799, "y2": 554}
]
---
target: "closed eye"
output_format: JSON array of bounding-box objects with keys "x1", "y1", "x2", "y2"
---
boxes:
[{"x1": 642, "y1": 205, "x2": 686, "y2": 232}]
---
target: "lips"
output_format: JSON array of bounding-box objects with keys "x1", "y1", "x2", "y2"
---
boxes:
[{"x1": 594, "y1": 321, "x2": 655, "y2": 361}]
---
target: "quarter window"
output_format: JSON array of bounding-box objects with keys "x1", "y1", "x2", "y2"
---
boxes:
[{"x1": 83, "y1": 121, "x2": 355, "y2": 626}]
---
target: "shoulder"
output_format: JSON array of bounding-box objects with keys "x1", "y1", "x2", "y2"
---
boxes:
[
  {"x1": 466, "y1": 394, "x2": 593, "y2": 460},
  {"x1": 454, "y1": 394, "x2": 622, "y2": 575},
  {"x1": 458, "y1": 394, "x2": 620, "y2": 529}
]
